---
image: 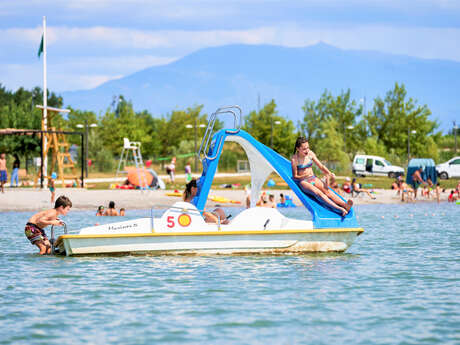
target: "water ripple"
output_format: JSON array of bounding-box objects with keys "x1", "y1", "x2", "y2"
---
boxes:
[{"x1": 0, "y1": 203, "x2": 458, "y2": 344}]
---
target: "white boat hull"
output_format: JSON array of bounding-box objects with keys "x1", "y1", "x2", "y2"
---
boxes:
[
  {"x1": 55, "y1": 203, "x2": 363, "y2": 256},
  {"x1": 56, "y1": 229, "x2": 362, "y2": 256}
]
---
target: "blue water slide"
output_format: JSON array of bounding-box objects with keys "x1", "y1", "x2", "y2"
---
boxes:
[{"x1": 193, "y1": 129, "x2": 358, "y2": 229}]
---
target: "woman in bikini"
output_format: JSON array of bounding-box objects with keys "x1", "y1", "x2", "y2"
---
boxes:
[{"x1": 291, "y1": 137, "x2": 353, "y2": 216}]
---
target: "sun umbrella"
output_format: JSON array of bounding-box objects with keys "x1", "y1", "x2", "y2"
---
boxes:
[{"x1": 126, "y1": 167, "x2": 153, "y2": 187}]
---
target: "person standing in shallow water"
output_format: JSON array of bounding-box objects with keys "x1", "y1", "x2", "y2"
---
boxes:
[
  {"x1": 25, "y1": 195, "x2": 72, "y2": 255},
  {"x1": 104, "y1": 201, "x2": 119, "y2": 216},
  {"x1": 291, "y1": 137, "x2": 353, "y2": 216}
]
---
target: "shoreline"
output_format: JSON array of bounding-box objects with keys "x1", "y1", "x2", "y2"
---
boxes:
[{"x1": 0, "y1": 188, "x2": 448, "y2": 212}]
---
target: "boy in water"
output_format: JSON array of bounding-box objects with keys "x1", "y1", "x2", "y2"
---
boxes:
[{"x1": 25, "y1": 195, "x2": 72, "y2": 255}]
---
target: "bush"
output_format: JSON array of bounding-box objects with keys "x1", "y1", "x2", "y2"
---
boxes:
[{"x1": 95, "y1": 149, "x2": 116, "y2": 172}]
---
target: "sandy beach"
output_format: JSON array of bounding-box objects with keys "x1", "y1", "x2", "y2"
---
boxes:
[{"x1": 0, "y1": 187, "x2": 447, "y2": 212}]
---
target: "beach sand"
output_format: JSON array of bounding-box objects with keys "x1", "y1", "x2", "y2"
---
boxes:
[{"x1": 0, "y1": 187, "x2": 447, "y2": 212}]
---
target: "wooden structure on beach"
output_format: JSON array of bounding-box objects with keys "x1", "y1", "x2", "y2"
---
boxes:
[
  {"x1": 36, "y1": 105, "x2": 78, "y2": 187},
  {"x1": 0, "y1": 127, "x2": 85, "y2": 189}
]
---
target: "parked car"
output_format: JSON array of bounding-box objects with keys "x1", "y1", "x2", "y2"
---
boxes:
[
  {"x1": 436, "y1": 156, "x2": 460, "y2": 179},
  {"x1": 352, "y1": 155, "x2": 405, "y2": 178}
]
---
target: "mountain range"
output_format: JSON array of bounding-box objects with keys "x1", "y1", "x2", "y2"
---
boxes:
[{"x1": 62, "y1": 43, "x2": 460, "y2": 131}]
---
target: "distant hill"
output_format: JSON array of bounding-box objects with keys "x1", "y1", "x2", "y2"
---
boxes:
[{"x1": 62, "y1": 43, "x2": 460, "y2": 131}]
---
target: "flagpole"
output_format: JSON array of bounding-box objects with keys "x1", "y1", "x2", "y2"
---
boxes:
[{"x1": 42, "y1": 16, "x2": 48, "y2": 180}]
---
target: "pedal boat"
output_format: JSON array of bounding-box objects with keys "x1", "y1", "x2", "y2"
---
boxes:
[
  {"x1": 54, "y1": 202, "x2": 363, "y2": 256},
  {"x1": 55, "y1": 106, "x2": 364, "y2": 256}
]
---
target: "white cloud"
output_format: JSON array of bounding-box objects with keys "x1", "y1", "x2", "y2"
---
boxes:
[{"x1": 2, "y1": 22, "x2": 460, "y2": 92}]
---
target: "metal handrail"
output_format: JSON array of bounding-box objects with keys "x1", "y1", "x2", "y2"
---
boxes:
[
  {"x1": 203, "y1": 135, "x2": 224, "y2": 161},
  {"x1": 50, "y1": 221, "x2": 68, "y2": 254},
  {"x1": 198, "y1": 105, "x2": 242, "y2": 163}
]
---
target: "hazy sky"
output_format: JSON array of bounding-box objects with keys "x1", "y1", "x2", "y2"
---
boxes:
[{"x1": 1, "y1": 0, "x2": 459, "y2": 92}]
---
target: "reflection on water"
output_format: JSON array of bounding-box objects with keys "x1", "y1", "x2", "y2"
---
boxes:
[{"x1": 0, "y1": 203, "x2": 459, "y2": 344}]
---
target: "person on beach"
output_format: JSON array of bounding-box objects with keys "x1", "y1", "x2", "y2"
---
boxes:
[
  {"x1": 166, "y1": 157, "x2": 176, "y2": 184},
  {"x1": 267, "y1": 194, "x2": 276, "y2": 208},
  {"x1": 328, "y1": 174, "x2": 344, "y2": 196},
  {"x1": 448, "y1": 190, "x2": 457, "y2": 203},
  {"x1": 119, "y1": 208, "x2": 125, "y2": 216},
  {"x1": 351, "y1": 178, "x2": 376, "y2": 200},
  {"x1": 0, "y1": 153, "x2": 7, "y2": 193},
  {"x1": 399, "y1": 181, "x2": 414, "y2": 202},
  {"x1": 391, "y1": 177, "x2": 401, "y2": 195},
  {"x1": 48, "y1": 173, "x2": 56, "y2": 204},
  {"x1": 342, "y1": 177, "x2": 352, "y2": 195},
  {"x1": 25, "y1": 195, "x2": 72, "y2": 255},
  {"x1": 279, "y1": 193, "x2": 286, "y2": 205},
  {"x1": 185, "y1": 162, "x2": 192, "y2": 183},
  {"x1": 245, "y1": 185, "x2": 251, "y2": 208},
  {"x1": 104, "y1": 201, "x2": 119, "y2": 216},
  {"x1": 422, "y1": 185, "x2": 432, "y2": 199},
  {"x1": 96, "y1": 206, "x2": 104, "y2": 216},
  {"x1": 183, "y1": 178, "x2": 229, "y2": 224},
  {"x1": 256, "y1": 191, "x2": 268, "y2": 206},
  {"x1": 411, "y1": 168, "x2": 427, "y2": 200},
  {"x1": 434, "y1": 183, "x2": 441, "y2": 203},
  {"x1": 291, "y1": 137, "x2": 352, "y2": 216},
  {"x1": 10, "y1": 154, "x2": 20, "y2": 187}
]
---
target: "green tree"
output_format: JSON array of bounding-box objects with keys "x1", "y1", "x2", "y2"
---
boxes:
[
  {"x1": 155, "y1": 105, "x2": 209, "y2": 159},
  {"x1": 0, "y1": 86, "x2": 63, "y2": 159},
  {"x1": 365, "y1": 83, "x2": 438, "y2": 160},
  {"x1": 314, "y1": 118, "x2": 350, "y2": 173},
  {"x1": 243, "y1": 100, "x2": 297, "y2": 157},
  {"x1": 98, "y1": 97, "x2": 152, "y2": 156},
  {"x1": 300, "y1": 89, "x2": 364, "y2": 158}
]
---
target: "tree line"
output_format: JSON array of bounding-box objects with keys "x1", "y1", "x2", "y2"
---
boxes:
[{"x1": 0, "y1": 82, "x2": 458, "y2": 174}]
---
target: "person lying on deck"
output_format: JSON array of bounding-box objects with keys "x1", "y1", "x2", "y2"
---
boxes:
[
  {"x1": 183, "y1": 179, "x2": 229, "y2": 224},
  {"x1": 291, "y1": 137, "x2": 353, "y2": 216}
]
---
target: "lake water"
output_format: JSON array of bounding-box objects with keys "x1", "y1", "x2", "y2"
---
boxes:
[{"x1": 0, "y1": 203, "x2": 459, "y2": 345}]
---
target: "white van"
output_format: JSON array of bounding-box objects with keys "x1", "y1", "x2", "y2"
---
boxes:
[
  {"x1": 436, "y1": 156, "x2": 460, "y2": 179},
  {"x1": 352, "y1": 155, "x2": 404, "y2": 178}
]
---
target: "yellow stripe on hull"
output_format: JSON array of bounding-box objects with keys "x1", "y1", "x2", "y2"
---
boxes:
[{"x1": 56, "y1": 227, "x2": 364, "y2": 244}]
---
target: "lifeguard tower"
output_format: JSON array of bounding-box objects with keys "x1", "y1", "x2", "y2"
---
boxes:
[
  {"x1": 36, "y1": 105, "x2": 79, "y2": 187},
  {"x1": 116, "y1": 138, "x2": 149, "y2": 189}
]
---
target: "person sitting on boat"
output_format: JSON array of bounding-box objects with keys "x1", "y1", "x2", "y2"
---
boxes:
[
  {"x1": 24, "y1": 195, "x2": 72, "y2": 255},
  {"x1": 183, "y1": 179, "x2": 229, "y2": 224},
  {"x1": 291, "y1": 137, "x2": 352, "y2": 216}
]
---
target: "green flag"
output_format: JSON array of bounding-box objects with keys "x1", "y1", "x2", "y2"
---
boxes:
[{"x1": 37, "y1": 35, "x2": 43, "y2": 58}]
